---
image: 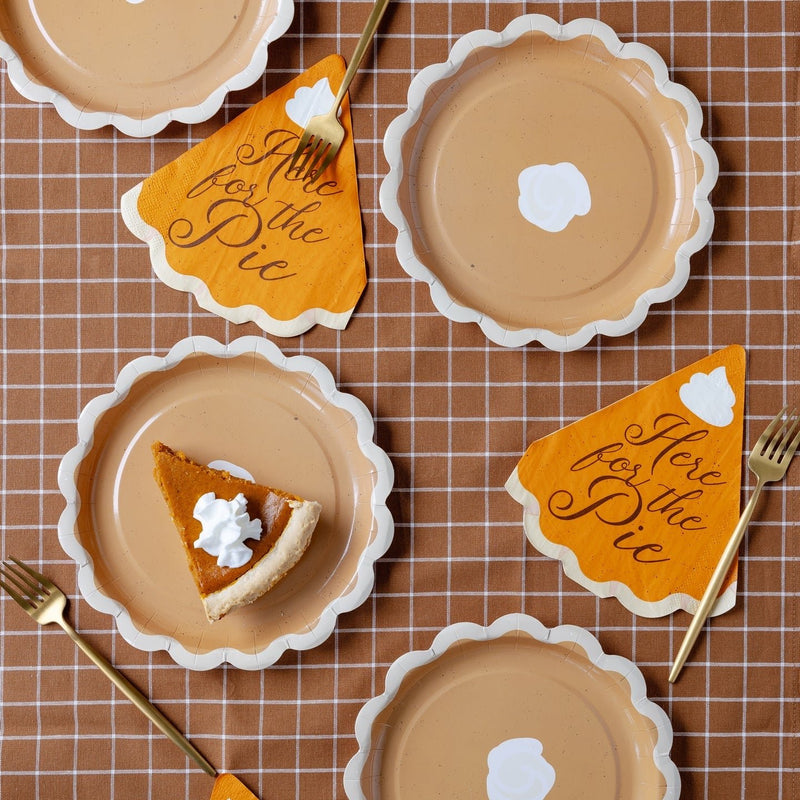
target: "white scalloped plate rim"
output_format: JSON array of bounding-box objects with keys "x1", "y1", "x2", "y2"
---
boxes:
[
  {"x1": 56, "y1": 335, "x2": 395, "y2": 670},
  {"x1": 120, "y1": 183, "x2": 356, "y2": 336},
  {"x1": 504, "y1": 466, "x2": 736, "y2": 619},
  {"x1": 343, "y1": 613, "x2": 680, "y2": 800},
  {"x1": 380, "y1": 14, "x2": 719, "y2": 351},
  {"x1": 0, "y1": 0, "x2": 294, "y2": 137}
]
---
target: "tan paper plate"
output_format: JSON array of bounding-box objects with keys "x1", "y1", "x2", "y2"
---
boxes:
[
  {"x1": 381, "y1": 15, "x2": 717, "y2": 350},
  {"x1": 0, "y1": 0, "x2": 293, "y2": 136},
  {"x1": 344, "y1": 615, "x2": 679, "y2": 800},
  {"x1": 57, "y1": 336, "x2": 394, "y2": 670}
]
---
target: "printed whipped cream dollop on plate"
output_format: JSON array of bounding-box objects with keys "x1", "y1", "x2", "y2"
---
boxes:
[
  {"x1": 380, "y1": 16, "x2": 718, "y2": 350},
  {"x1": 487, "y1": 738, "x2": 556, "y2": 800},
  {"x1": 343, "y1": 615, "x2": 680, "y2": 799},
  {"x1": 517, "y1": 162, "x2": 591, "y2": 233},
  {"x1": 679, "y1": 366, "x2": 736, "y2": 427},
  {"x1": 207, "y1": 460, "x2": 255, "y2": 481}
]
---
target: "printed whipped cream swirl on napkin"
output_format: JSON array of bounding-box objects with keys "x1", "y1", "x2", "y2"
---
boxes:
[
  {"x1": 121, "y1": 55, "x2": 366, "y2": 337},
  {"x1": 506, "y1": 345, "x2": 746, "y2": 618}
]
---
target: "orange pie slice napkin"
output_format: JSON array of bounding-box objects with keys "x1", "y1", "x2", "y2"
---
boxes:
[
  {"x1": 121, "y1": 55, "x2": 366, "y2": 337},
  {"x1": 210, "y1": 773, "x2": 260, "y2": 800},
  {"x1": 506, "y1": 345, "x2": 746, "y2": 618}
]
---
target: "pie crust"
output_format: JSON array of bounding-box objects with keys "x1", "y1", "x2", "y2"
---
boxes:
[{"x1": 152, "y1": 442, "x2": 321, "y2": 621}]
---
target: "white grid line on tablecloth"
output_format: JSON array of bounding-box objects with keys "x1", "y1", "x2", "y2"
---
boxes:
[
  {"x1": 740, "y1": 15, "x2": 752, "y2": 797},
  {"x1": 0, "y1": 51, "x2": 6, "y2": 799},
  {"x1": 3, "y1": 518, "x2": 800, "y2": 535},
  {"x1": 776, "y1": 7, "x2": 790, "y2": 796},
  {"x1": 68, "y1": 119, "x2": 80, "y2": 800},
  {"x1": 31, "y1": 100, "x2": 43, "y2": 800}
]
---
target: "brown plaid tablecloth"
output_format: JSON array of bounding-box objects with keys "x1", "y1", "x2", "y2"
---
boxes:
[{"x1": 1, "y1": 1, "x2": 798, "y2": 798}]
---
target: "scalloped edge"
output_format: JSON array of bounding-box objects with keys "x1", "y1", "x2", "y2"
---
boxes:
[
  {"x1": 380, "y1": 13, "x2": 719, "y2": 351},
  {"x1": 343, "y1": 613, "x2": 680, "y2": 800},
  {"x1": 0, "y1": 0, "x2": 294, "y2": 137},
  {"x1": 120, "y1": 183, "x2": 356, "y2": 336},
  {"x1": 504, "y1": 466, "x2": 736, "y2": 618},
  {"x1": 57, "y1": 335, "x2": 395, "y2": 670}
]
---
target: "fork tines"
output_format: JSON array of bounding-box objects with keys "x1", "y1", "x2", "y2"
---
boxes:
[
  {"x1": 289, "y1": 131, "x2": 315, "y2": 171},
  {"x1": 290, "y1": 134, "x2": 335, "y2": 183},
  {"x1": 0, "y1": 557, "x2": 50, "y2": 607},
  {"x1": 758, "y1": 405, "x2": 800, "y2": 462}
]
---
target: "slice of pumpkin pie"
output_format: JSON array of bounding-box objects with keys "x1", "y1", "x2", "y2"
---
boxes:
[{"x1": 152, "y1": 442, "x2": 321, "y2": 622}]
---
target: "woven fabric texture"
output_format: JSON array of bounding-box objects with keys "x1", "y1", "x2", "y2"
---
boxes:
[{"x1": 1, "y1": 1, "x2": 798, "y2": 798}]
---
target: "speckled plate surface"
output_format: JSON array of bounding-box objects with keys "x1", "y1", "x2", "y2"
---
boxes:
[
  {"x1": 0, "y1": 0, "x2": 293, "y2": 136},
  {"x1": 381, "y1": 15, "x2": 718, "y2": 350},
  {"x1": 345, "y1": 615, "x2": 679, "y2": 800},
  {"x1": 57, "y1": 336, "x2": 394, "y2": 670}
]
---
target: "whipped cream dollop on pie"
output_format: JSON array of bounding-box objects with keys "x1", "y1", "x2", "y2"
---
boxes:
[
  {"x1": 152, "y1": 442, "x2": 321, "y2": 622},
  {"x1": 193, "y1": 492, "x2": 263, "y2": 568}
]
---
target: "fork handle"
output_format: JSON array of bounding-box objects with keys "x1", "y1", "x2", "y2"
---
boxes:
[
  {"x1": 57, "y1": 618, "x2": 217, "y2": 776},
  {"x1": 669, "y1": 477, "x2": 765, "y2": 683},
  {"x1": 333, "y1": 0, "x2": 392, "y2": 109}
]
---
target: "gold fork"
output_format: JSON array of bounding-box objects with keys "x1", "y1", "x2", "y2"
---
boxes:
[
  {"x1": 669, "y1": 406, "x2": 800, "y2": 682},
  {"x1": 289, "y1": 0, "x2": 392, "y2": 182},
  {"x1": 0, "y1": 556, "x2": 216, "y2": 776}
]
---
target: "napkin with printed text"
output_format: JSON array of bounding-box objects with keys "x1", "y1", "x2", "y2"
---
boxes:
[
  {"x1": 506, "y1": 346, "x2": 746, "y2": 617},
  {"x1": 121, "y1": 56, "x2": 366, "y2": 337}
]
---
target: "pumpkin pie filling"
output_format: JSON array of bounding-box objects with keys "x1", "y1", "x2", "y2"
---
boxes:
[{"x1": 152, "y1": 441, "x2": 321, "y2": 620}]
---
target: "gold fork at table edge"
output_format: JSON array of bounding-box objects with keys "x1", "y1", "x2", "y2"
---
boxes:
[
  {"x1": 669, "y1": 405, "x2": 800, "y2": 683},
  {"x1": 0, "y1": 556, "x2": 217, "y2": 777},
  {"x1": 289, "y1": 0, "x2": 392, "y2": 182}
]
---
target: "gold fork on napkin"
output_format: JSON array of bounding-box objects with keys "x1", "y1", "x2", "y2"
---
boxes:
[
  {"x1": 0, "y1": 556, "x2": 217, "y2": 776},
  {"x1": 669, "y1": 406, "x2": 800, "y2": 682},
  {"x1": 290, "y1": 0, "x2": 392, "y2": 181}
]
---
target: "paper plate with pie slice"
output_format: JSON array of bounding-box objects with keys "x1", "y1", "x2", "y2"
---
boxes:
[
  {"x1": 57, "y1": 336, "x2": 394, "y2": 670},
  {"x1": 381, "y1": 14, "x2": 718, "y2": 350},
  {"x1": 0, "y1": 0, "x2": 293, "y2": 136},
  {"x1": 344, "y1": 614, "x2": 680, "y2": 800}
]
